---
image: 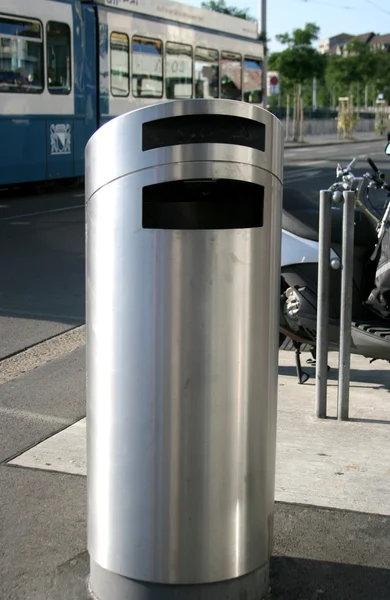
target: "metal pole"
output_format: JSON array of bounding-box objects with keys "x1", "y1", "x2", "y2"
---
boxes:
[
  {"x1": 299, "y1": 86, "x2": 304, "y2": 142},
  {"x1": 286, "y1": 94, "x2": 290, "y2": 141},
  {"x1": 292, "y1": 88, "x2": 297, "y2": 141},
  {"x1": 313, "y1": 76, "x2": 317, "y2": 111},
  {"x1": 337, "y1": 190, "x2": 355, "y2": 421},
  {"x1": 260, "y1": 0, "x2": 267, "y2": 109},
  {"x1": 315, "y1": 190, "x2": 333, "y2": 418}
]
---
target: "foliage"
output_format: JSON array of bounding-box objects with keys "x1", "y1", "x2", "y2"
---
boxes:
[
  {"x1": 201, "y1": 0, "x2": 254, "y2": 20},
  {"x1": 269, "y1": 21, "x2": 390, "y2": 108},
  {"x1": 275, "y1": 23, "x2": 320, "y2": 48},
  {"x1": 337, "y1": 106, "x2": 358, "y2": 139},
  {"x1": 269, "y1": 23, "x2": 325, "y2": 86},
  {"x1": 325, "y1": 41, "x2": 390, "y2": 107}
]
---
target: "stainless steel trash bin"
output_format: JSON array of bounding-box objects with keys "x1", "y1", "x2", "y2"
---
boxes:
[{"x1": 86, "y1": 99, "x2": 283, "y2": 600}]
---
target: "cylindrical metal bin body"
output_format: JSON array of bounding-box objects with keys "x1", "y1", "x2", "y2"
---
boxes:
[{"x1": 86, "y1": 100, "x2": 283, "y2": 600}]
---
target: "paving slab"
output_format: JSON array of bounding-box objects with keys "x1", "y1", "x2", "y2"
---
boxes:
[
  {"x1": 276, "y1": 351, "x2": 390, "y2": 516},
  {"x1": 0, "y1": 347, "x2": 85, "y2": 464},
  {"x1": 11, "y1": 351, "x2": 390, "y2": 517},
  {"x1": 0, "y1": 465, "x2": 86, "y2": 600}
]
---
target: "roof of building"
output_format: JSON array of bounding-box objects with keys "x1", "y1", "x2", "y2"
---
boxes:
[
  {"x1": 353, "y1": 32, "x2": 376, "y2": 43},
  {"x1": 371, "y1": 33, "x2": 390, "y2": 45}
]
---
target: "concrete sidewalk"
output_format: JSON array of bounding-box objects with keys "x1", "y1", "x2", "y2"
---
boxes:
[
  {"x1": 285, "y1": 131, "x2": 385, "y2": 148},
  {"x1": 1, "y1": 349, "x2": 389, "y2": 599}
]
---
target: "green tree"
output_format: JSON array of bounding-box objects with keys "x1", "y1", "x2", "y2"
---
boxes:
[
  {"x1": 269, "y1": 23, "x2": 325, "y2": 85},
  {"x1": 325, "y1": 39, "x2": 390, "y2": 108},
  {"x1": 375, "y1": 50, "x2": 390, "y2": 103},
  {"x1": 275, "y1": 22, "x2": 320, "y2": 48},
  {"x1": 268, "y1": 23, "x2": 326, "y2": 139},
  {"x1": 201, "y1": 0, "x2": 254, "y2": 20}
]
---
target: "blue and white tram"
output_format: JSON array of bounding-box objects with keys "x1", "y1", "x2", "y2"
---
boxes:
[{"x1": 0, "y1": 0, "x2": 264, "y2": 186}]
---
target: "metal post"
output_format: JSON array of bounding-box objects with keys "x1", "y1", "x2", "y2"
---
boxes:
[
  {"x1": 286, "y1": 94, "x2": 290, "y2": 141},
  {"x1": 337, "y1": 190, "x2": 355, "y2": 421},
  {"x1": 315, "y1": 190, "x2": 333, "y2": 418},
  {"x1": 299, "y1": 86, "x2": 304, "y2": 143},
  {"x1": 292, "y1": 88, "x2": 297, "y2": 141},
  {"x1": 259, "y1": 0, "x2": 267, "y2": 108}
]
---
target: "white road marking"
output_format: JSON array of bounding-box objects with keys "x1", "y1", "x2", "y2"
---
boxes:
[
  {"x1": 297, "y1": 160, "x2": 330, "y2": 166},
  {"x1": 0, "y1": 204, "x2": 9, "y2": 208},
  {"x1": 284, "y1": 169, "x2": 322, "y2": 183},
  {"x1": 10, "y1": 221, "x2": 30, "y2": 226},
  {"x1": 0, "y1": 406, "x2": 70, "y2": 425},
  {"x1": 73, "y1": 192, "x2": 84, "y2": 198},
  {"x1": 0, "y1": 204, "x2": 84, "y2": 222},
  {"x1": 286, "y1": 147, "x2": 314, "y2": 152},
  {"x1": 315, "y1": 148, "x2": 338, "y2": 154}
]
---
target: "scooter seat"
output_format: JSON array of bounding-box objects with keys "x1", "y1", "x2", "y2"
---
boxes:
[{"x1": 282, "y1": 187, "x2": 377, "y2": 248}]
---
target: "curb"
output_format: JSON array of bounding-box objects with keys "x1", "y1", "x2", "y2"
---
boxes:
[{"x1": 285, "y1": 137, "x2": 385, "y2": 149}]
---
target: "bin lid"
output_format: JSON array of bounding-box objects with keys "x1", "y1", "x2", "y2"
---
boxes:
[{"x1": 85, "y1": 99, "x2": 283, "y2": 200}]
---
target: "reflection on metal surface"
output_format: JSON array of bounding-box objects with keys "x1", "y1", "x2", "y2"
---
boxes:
[{"x1": 86, "y1": 100, "x2": 283, "y2": 589}]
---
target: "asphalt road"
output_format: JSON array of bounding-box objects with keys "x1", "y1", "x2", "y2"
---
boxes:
[
  {"x1": 0, "y1": 187, "x2": 85, "y2": 358},
  {"x1": 284, "y1": 138, "x2": 389, "y2": 199},
  {"x1": 1, "y1": 138, "x2": 388, "y2": 360}
]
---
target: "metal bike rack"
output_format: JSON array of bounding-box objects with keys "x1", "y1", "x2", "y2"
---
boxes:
[{"x1": 315, "y1": 190, "x2": 355, "y2": 420}]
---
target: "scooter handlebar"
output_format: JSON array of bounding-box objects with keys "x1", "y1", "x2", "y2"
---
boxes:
[{"x1": 367, "y1": 158, "x2": 379, "y2": 173}]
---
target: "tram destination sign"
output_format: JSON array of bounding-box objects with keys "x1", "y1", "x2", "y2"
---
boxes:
[{"x1": 101, "y1": 0, "x2": 259, "y2": 39}]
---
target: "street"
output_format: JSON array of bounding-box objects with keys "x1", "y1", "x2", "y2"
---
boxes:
[
  {"x1": 0, "y1": 139, "x2": 389, "y2": 599},
  {"x1": 1, "y1": 138, "x2": 388, "y2": 356}
]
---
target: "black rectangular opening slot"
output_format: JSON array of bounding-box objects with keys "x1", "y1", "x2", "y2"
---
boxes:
[
  {"x1": 142, "y1": 114, "x2": 266, "y2": 152},
  {"x1": 142, "y1": 179, "x2": 264, "y2": 230}
]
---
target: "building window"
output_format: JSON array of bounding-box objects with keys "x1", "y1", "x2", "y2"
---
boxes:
[
  {"x1": 110, "y1": 32, "x2": 129, "y2": 96},
  {"x1": 221, "y1": 51, "x2": 242, "y2": 100},
  {"x1": 132, "y1": 36, "x2": 163, "y2": 98},
  {"x1": 47, "y1": 21, "x2": 71, "y2": 94},
  {"x1": 243, "y1": 56, "x2": 262, "y2": 104},
  {"x1": 165, "y1": 41, "x2": 192, "y2": 99},
  {"x1": 0, "y1": 16, "x2": 43, "y2": 93},
  {"x1": 195, "y1": 47, "x2": 219, "y2": 98}
]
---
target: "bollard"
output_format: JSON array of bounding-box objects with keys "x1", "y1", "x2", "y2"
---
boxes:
[
  {"x1": 315, "y1": 190, "x2": 333, "y2": 418},
  {"x1": 85, "y1": 100, "x2": 284, "y2": 600},
  {"x1": 337, "y1": 190, "x2": 355, "y2": 421}
]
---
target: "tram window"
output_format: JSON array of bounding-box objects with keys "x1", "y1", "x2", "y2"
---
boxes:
[
  {"x1": 221, "y1": 51, "x2": 242, "y2": 101},
  {"x1": 243, "y1": 57, "x2": 263, "y2": 104},
  {"x1": 132, "y1": 36, "x2": 163, "y2": 98},
  {"x1": 165, "y1": 42, "x2": 192, "y2": 99},
  {"x1": 0, "y1": 16, "x2": 43, "y2": 93},
  {"x1": 110, "y1": 32, "x2": 129, "y2": 97},
  {"x1": 195, "y1": 47, "x2": 218, "y2": 99},
  {"x1": 47, "y1": 22, "x2": 71, "y2": 94}
]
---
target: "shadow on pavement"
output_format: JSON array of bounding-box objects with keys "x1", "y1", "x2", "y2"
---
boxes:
[
  {"x1": 278, "y1": 364, "x2": 390, "y2": 393},
  {"x1": 45, "y1": 551, "x2": 390, "y2": 600},
  {"x1": 270, "y1": 555, "x2": 390, "y2": 599},
  {"x1": 0, "y1": 203, "x2": 85, "y2": 357}
]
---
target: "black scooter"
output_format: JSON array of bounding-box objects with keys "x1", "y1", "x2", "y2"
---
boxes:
[{"x1": 280, "y1": 151, "x2": 390, "y2": 384}]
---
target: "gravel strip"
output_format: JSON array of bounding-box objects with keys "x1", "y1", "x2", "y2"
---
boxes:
[{"x1": 0, "y1": 326, "x2": 86, "y2": 384}]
